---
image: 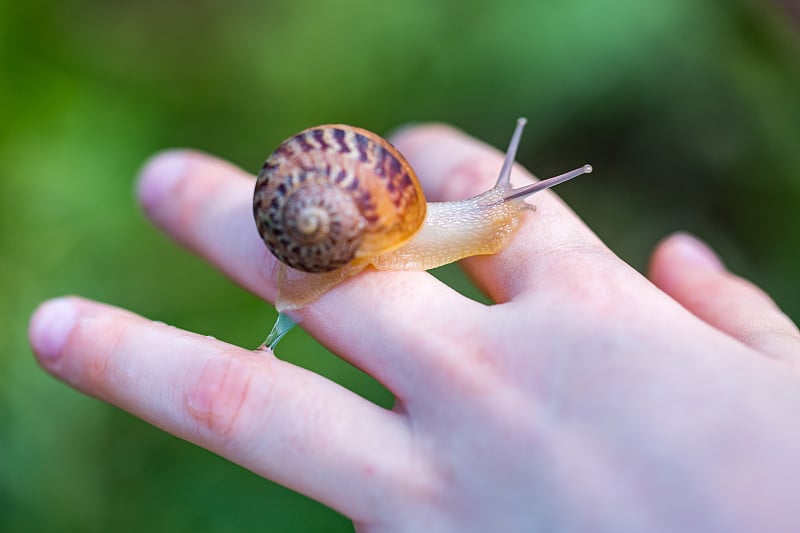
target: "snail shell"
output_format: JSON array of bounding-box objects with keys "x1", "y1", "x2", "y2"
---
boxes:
[{"x1": 253, "y1": 125, "x2": 427, "y2": 273}]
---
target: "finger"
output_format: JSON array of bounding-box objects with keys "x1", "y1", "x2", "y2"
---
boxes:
[
  {"x1": 136, "y1": 150, "x2": 483, "y2": 397},
  {"x1": 648, "y1": 233, "x2": 800, "y2": 361},
  {"x1": 137, "y1": 150, "x2": 281, "y2": 303},
  {"x1": 389, "y1": 124, "x2": 617, "y2": 304},
  {"x1": 28, "y1": 296, "x2": 414, "y2": 523}
]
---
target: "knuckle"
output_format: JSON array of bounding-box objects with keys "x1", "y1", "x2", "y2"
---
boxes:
[
  {"x1": 421, "y1": 335, "x2": 506, "y2": 400},
  {"x1": 185, "y1": 352, "x2": 266, "y2": 444},
  {"x1": 746, "y1": 316, "x2": 792, "y2": 346},
  {"x1": 85, "y1": 343, "x2": 113, "y2": 392},
  {"x1": 741, "y1": 322, "x2": 800, "y2": 353},
  {"x1": 401, "y1": 461, "x2": 449, "y2": 518},
  {"x1": 77, "y1": 313, "x2": 127, "y2": 396}
]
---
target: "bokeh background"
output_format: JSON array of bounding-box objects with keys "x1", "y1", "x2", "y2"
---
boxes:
[{"x1": 2, "y1": 0, "x2": 799, "y2": 531}]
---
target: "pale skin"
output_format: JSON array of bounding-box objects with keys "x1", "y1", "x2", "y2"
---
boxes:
[{"x1": 29, "y1": 124, "x2": 800, "y2": 532}]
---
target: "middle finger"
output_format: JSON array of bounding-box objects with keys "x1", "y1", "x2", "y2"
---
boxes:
[{"x1": 390, "y1": 123, "x2": 621, "y2": 304}]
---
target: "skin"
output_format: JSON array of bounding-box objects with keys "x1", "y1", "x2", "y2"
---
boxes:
[{"x1": 29, "y1": 124, "x2": 800, "y2": 532}]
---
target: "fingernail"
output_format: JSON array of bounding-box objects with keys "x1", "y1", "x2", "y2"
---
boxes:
[
  {"x1": 136, "y1": 151, "x2": 187, "y2": 214},
  {"x1": 29, "y1": 298, "x2": 79, "y2": 363},
  {"x1": 670, "y1": 232, "x2": 725, "y2": 271}
]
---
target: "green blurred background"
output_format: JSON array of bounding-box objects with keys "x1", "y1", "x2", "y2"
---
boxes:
[{"x1": 1, "y1": 0, "x2": 799, "y2": 530}]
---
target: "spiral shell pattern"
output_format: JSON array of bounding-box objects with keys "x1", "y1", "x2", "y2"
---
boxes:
[{"x1": 253, "y1": 125, "x2": 427, "y2": 273}]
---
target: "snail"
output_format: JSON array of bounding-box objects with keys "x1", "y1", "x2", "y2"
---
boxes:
[{"x1": 253, "y1": 118, "x2": 591, "y2": 346}]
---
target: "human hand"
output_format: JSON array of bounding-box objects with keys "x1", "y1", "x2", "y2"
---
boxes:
[{"x1": 29, "y1": 124, "x2": 800, "y2": 531}]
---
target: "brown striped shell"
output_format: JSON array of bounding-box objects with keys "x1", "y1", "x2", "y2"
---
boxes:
[{"x1": 253, "y1": 125, "x2": 427, "y2": 273}]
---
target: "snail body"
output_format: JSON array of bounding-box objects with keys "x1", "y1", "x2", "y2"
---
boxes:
[{"x1": 254, "y1": 118, "x2": 591, "y2": 312}]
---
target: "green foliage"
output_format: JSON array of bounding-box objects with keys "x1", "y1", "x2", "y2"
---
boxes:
[{"x1": 1, "y1": 0, "x2": 798, "y2": 531}]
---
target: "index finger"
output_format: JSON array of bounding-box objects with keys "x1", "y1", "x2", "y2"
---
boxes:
[
  {"x1": 389, "y1": 123, "x2": 621, "y2": 303},
  {"x1": 136, "y1": 150, "x2": 483, "y2": 398}
]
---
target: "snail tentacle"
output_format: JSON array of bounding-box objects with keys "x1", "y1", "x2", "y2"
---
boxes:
[
  {"x1": 495, "y1": 117, "x2": 527, "y2": 189},
  {"x1": 504, "y1": 164, "x2": 592, "y2": 202}
]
